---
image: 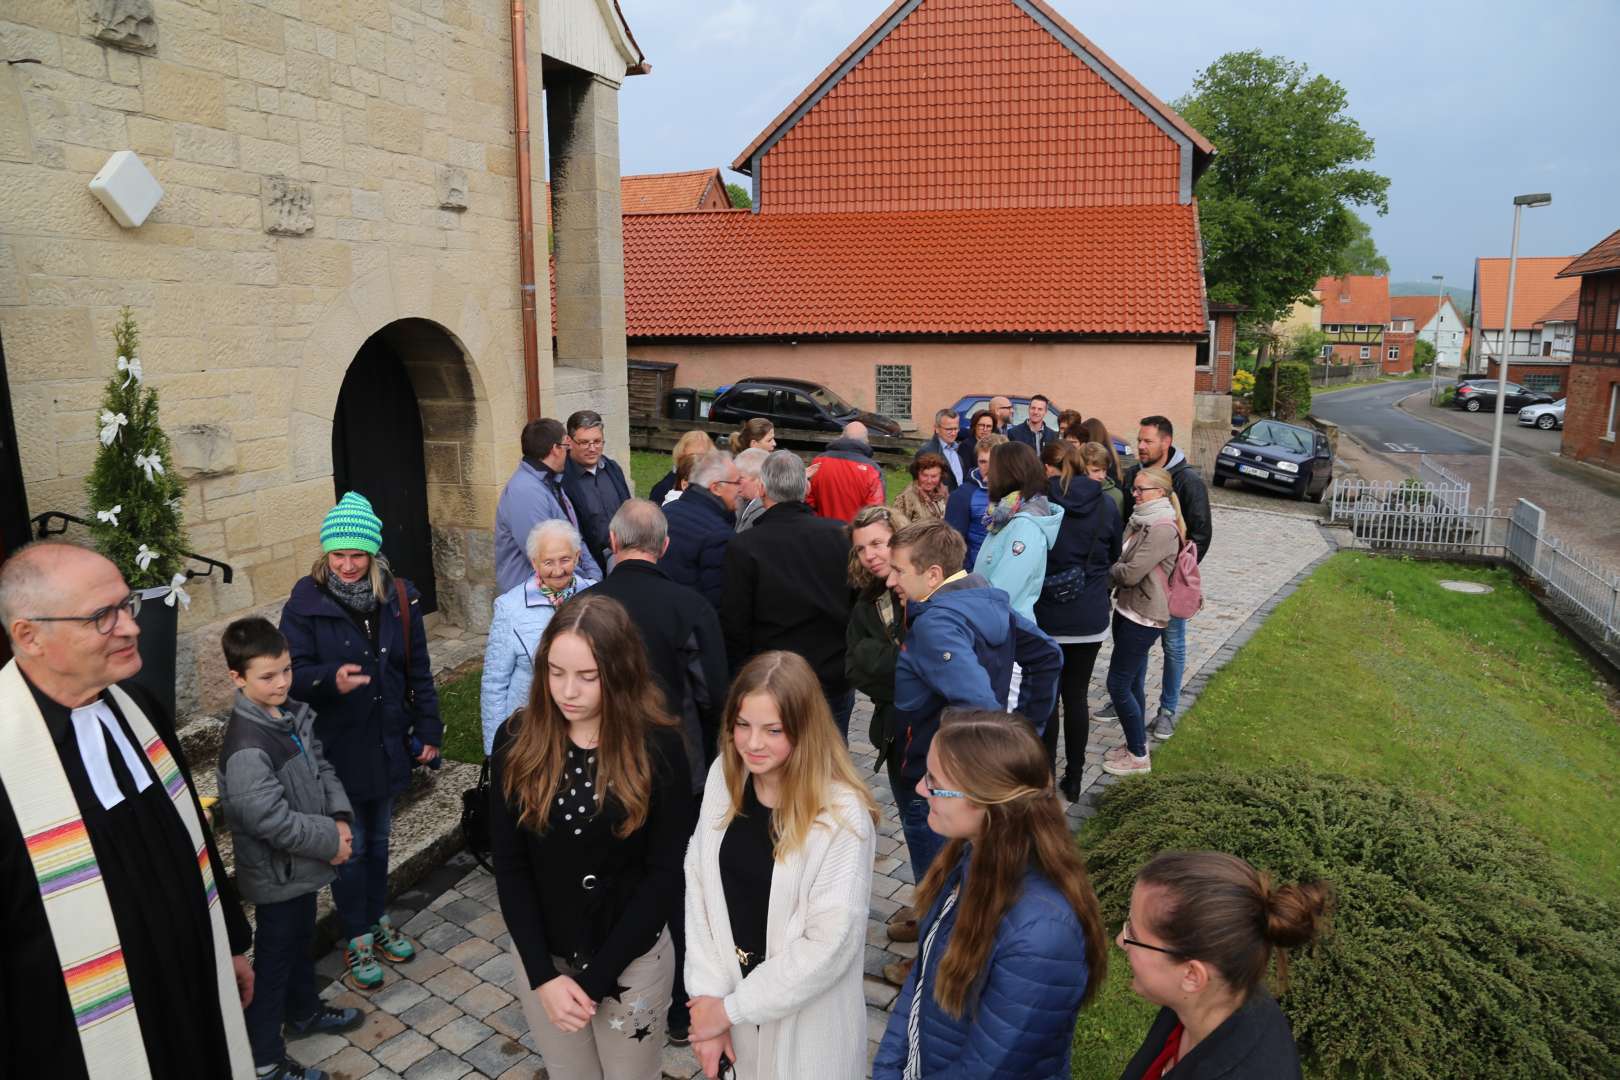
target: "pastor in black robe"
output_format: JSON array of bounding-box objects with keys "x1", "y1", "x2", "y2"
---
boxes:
[{"x1": 0, "y1": 677, "x2": 251, "y2": 1079}]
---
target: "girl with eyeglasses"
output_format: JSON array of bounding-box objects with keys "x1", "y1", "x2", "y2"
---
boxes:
[
  {"x1": 873, "y1": 709, "x2": 1107, "y2": 1079},
  {"x1": 683, "y1": 651, "x2": 878, "y2": 1079},
  {"x1": 1116, "y1": 852, "x2": 1331, "y2": 1079}
]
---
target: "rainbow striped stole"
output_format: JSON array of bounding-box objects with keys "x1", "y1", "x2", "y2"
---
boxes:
[{"x1": 0, "y1": 661, "x2": 254, "y2": 1077}]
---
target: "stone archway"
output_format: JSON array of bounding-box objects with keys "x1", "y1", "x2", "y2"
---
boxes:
[{"x1": 292, "y1": 262, "x2": 521, "y2": 632}]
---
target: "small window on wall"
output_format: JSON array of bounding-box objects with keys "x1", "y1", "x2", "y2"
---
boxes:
[
  {"x1": 1359, "y1": 346, "x2": 1371, "y2": 360},
  {"x1": 1194, "y1": 319, "x2": 1215, "y2": 370},
  {"x1": 875, "y1": 363, "x2": 912, "y2": 421},
  {"x1": 1320, "y1": 345, "x2": 1332, "y2": 359},
  {"x1": 1607, "y1": 384, "x2": 1618, "y2": 440},
  {"x1": 1387, "y1": 346, "x2": 1399, "y2": 361},
  {"x1": 1523, "y1": 374, "x2": 1562, "y2": 394}
]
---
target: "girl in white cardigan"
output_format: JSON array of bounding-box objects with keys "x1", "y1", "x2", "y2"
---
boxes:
[{"x1": 683, "y1": 651, "x2": 879, "y2": 1079}]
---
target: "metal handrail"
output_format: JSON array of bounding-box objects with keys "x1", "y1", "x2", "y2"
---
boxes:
[{"x1": 30, "y1": 510, "x2": 234, "y2": 584}]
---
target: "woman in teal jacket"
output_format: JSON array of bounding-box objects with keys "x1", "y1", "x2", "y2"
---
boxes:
[{"x1": 973, "y1": 441, "x2": 1063, "y2": 621}]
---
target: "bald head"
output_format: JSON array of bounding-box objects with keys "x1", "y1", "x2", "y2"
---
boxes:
[
  {"x1": 842, "y1": 420, "x2": 869, "y2": 445},
  {"x1": 1, "y1": 541, "x2": 143, "y2": 706},
  {"x1": 0, "y1": 541, "x2": 113, "y2": 634}
]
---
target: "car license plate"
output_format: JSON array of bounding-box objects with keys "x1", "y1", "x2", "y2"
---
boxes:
[{"x1": 1239, "y1": 464, "x2": 1268, "y2": 479}]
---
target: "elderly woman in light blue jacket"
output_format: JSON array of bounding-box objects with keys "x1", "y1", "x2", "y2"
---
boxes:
[{"x1": 479, "y1": 518, "x2": 595, "y2": 753}]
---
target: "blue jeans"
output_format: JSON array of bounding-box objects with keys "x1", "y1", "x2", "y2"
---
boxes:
[
  {"x1": 894, "y1": 773, "x2": 946, "y2": 884},
  {"x1": 244, "y1": 891, "x2": 319, "y2": 1067},
  {"x1": 826, "y1": 687, "x2": 856, "y2": 742},
  {"x1": 332, "y1": 797, "x2": 393, "y2": 939},
  {"x1": 1106, "y1": 612, "x2": 1164, "y2": 756},
  {"x1": 1158, "y1": 615, "x2": 1187, "y2": 718}
]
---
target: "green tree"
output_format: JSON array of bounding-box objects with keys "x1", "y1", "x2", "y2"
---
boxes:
[
  {"x1": 725, "y1": 182, "x2": 752, "y2": 209},
  {"x1": 1284, "y1": 326, "x2": 1330, "y2": 363},
  {"x1": 1253, "y1": 360, "x2": 1314, "y2": 420},
  {"x1": 87, "y1": 308, "x2": 189, "y2": 591},
  {"x1": 1337, "y1": 214, "x2": 1390, "y2": 276},
  {"x1": 1413, "y1": 338, "x2": 1436, "y2": 373},
  {"x1": 1176, "y1": 52, "x2": 1391, "y2": 326}
]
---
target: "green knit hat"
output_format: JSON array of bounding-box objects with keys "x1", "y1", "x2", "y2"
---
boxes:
[{"x1": 321, "y1": 492, "x2": 383, "y2": 554}]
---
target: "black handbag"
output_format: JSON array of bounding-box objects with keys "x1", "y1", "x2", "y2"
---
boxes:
[
  {"x1": 1039, "y1": 565, "x2": 1086, "y2": 605},
  {"x1": 461, "y1": 755, "x2": 494, "y2": 873}
]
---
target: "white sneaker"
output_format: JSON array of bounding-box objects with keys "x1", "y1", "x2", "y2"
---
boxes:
[{"x1": 1102, "y1": 751, "x2": 1151, "y2": 777}]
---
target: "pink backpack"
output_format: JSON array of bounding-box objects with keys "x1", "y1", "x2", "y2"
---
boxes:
[{"x1": 1151, "y1": 525, "x2": 1204, "y2": 619}]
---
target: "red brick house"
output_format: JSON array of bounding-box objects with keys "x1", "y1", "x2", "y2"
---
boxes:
[
  {"x1": 622, "y1": 0, "x2": 1222, "y2": 439},
  {"x1": 1557, "y1": 229, "x2": 1620, "y2": 473},
  {"x1": 1312, "y1": 275, "x2": 1390, "y2": 366}
]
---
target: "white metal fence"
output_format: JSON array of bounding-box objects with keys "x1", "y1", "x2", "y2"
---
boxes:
[{"x1": 1328, "y1": 479, "x2": 1620, "y2": 645}]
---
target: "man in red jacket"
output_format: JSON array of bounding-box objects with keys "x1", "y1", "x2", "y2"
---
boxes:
[{"x1": 806, "y1": 420, "x2": 886, "y2": 522}]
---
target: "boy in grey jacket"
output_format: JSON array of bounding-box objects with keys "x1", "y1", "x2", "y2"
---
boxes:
[{"x1": 218, "y1": 617, "x2": 362, "y2": 1080}]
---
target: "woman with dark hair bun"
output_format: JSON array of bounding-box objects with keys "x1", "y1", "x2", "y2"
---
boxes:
[
  {"x1": 1117, "y1": 851, "x2": 1332, "y2": 1080},
  {"x1": 728, "y1": 417, "x2": 777, "y2": 456}
]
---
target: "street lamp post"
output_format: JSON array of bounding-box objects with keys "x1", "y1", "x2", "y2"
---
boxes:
[
  {"x1": 1485, "y1": 192, "x2": 1552, "y2": 511},
  {"x1": 1428, "y1": 272, "x2": 1446, "y2": 405}
]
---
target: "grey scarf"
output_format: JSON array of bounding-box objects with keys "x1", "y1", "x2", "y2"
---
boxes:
[{"x1": 325, "y1": 571, "x2": 378, "y2": 613}]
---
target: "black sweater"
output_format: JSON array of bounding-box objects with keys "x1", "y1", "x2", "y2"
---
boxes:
[{"x1": 488, "y1": 721, "x2": 692, "y2": 1001}]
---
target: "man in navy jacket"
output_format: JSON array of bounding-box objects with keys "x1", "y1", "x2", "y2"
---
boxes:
[
  {"x1": 1006, "y1": 392, "x2": 1055, "y2": 455},
  {"x1": 493, "y1": 418, "x2": 602, "y2": 591},
  {"x1": 885, "y1": 520, "x2": 1060, "y2": 880},
  {"x1": 561, "y1": 409, "x2": 631, "y2": 572},
  {"x1": 659, "y1": 449, "x2": 740, "y2": 608}
]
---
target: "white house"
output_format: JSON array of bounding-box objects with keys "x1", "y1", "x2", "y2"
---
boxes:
[{"x1": 1390, "y1": 294, "x2": 1467, "y2": 371}]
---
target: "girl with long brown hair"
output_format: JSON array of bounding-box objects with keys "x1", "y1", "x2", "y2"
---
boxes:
[
  {"x1": 873, "y1": 710, "x2": 1108, "y2": 1079},
  {"x1": 1082, "y1": 416, "x2": 1126, "y2": 486},
  {"x1": 728, "y1": 417, "x2": 777, "y2": 455},
  {"x1": 488, "y1": 593, "x2": 693, "y2": 1080},
  {"x1": 684, "y1": 651, "x2": 878, "y2": 1079},
  {"x1": 1117, "y1": 852, "x2": 1331, "y2": 1079}
]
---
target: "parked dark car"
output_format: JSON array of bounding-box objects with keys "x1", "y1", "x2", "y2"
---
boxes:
[
  {"x1": 1213, "y1": 419, "x2": 1334, "y2": 502},
  {"x1": 1452, "y1": 379, "x2": 1555, "y2": 414},
  {"x1": 949, "y1": 394, "x2": 1133, "y2": 460},
  {"x1": 708, "y1": 377, "x2": 902, "y2": 435}
]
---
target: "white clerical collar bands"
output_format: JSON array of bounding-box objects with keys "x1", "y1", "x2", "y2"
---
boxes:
[{"x1": 69, "y1": 699, "x2": 154, "y2": 810}]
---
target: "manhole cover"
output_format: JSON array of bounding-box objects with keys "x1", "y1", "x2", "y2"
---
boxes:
[{"x1": 1439, "y1": 580, "x2": 1494, "y2": 594}]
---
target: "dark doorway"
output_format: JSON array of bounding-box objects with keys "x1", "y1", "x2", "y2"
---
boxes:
[{"x1": 332, "y1": 331, "x2": 437, "y2": 613}]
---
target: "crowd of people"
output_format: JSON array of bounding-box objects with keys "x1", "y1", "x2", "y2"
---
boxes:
[{"x1": 0, "y1": 396, "x2": 1329, "y2": 1080}]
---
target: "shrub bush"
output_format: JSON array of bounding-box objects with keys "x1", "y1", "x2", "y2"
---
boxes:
[
  {"x1": 1254, "y1": 361, "x2": 1314, "y2": 419},
  {"x1": 1232, "y1": 369, "x2": 1256, "y2": 397},
  {"x1": 1083, "y1": 768, "x2": 1620, "y2": 1079}
]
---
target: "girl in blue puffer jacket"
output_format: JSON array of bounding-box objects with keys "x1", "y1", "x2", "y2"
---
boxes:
[{"x1": 874, "y1": 710, "x2": 1108, "y2": 1079}]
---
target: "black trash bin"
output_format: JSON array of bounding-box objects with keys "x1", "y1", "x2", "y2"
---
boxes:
[{"x1": 667, "y1": 387, "x2": 698, "y2": 421}]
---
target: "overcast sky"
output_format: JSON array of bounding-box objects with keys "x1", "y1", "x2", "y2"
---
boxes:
[{"x1": 615, "y1": 0, "x2": 1618, "y2": 292}]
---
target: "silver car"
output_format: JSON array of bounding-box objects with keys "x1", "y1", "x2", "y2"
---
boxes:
[{"x1": 1517, "y1": 398, "x2": 1565, "y2": 430}]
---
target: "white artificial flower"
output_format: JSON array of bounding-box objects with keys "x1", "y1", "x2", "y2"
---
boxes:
[
  {"x1": 163, "y1": 572, "x2": 190, "y2": 610},
  {"x1": 98, "y1": 410, "x2": 128, "y2": 447},
  {"x1": 135, "y1": 544, "x2": 157, "y2": 571},
  {"x1": 96, "y1": 505, "x2": 122, "y2": 527},
  {"x1": 133, "y1": 450, "x2": 165, "y2": 483},
  {"x1": 116, "y1": 355, "x2": 143, "y2": 388}
]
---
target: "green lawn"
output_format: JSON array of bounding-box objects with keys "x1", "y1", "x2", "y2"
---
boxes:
[
  {"x1": 1069, "y1": 552, "x2": 1620, "y2": 1077},
  {"x1": 438, "y1": 665, "x2": 484, "y2": 764}
]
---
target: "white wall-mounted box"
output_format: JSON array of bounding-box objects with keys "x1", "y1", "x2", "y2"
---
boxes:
[{"x1": 88, "y1": 150, "x2": 164, "y2": 228}]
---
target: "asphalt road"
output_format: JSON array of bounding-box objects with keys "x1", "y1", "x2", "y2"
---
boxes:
[{"x1": 1310, "y1": 382, "x2": 1484, "y2": 455}]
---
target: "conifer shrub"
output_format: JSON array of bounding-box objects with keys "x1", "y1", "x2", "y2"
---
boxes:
[
  {"x1": 1084, "y1": 768, "x2": 1620, "y2": 1078},
  {"x1": 1254, "y1": 361, "x2": 1314, "y2": 419}
]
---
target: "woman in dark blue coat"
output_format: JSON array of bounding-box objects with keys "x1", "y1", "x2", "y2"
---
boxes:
[
  {"x1": 874, "y1": 710, "x2": 1108, "y2": 1079},
  {"x1": 280, "y1": 492, "x2": 441, "y2": 991},
  {"x1": 1037, "y1": 441, "x2": 1124, "y2": 800}
]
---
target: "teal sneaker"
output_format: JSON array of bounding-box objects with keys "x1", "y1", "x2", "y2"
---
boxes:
[
  {"x1": 371, "y1": 914, "x2": 416, "y2": 963},
  {"x1": 343, "y1": 933, "x2": 384, "y2": 991}
]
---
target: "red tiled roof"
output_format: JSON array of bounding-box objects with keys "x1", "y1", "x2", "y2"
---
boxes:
[
  {"x1": 1389, "y1": 294, "x2": 1443, "y2": 328},
  {"x1": 1313, "y1": 275, "x2": 1390, "y2": 326},
  {"x1": 733, "y1": 0, "x2": 1210, "y2": 213},
  {"x1": 622, "y1": 169, "x2": 729, "y2": 213},
  {"x1": 1534, "y1": 292, "x2": 1579, "y2": 326},
  {"x1": 1558, "y1": 228, "x2": 1620, "y2": 278},
  {"x1": 623, "y1": 204, "x2": 1206, "y2": 338},
  {"x1": 1474, "y1": 257, "x2": 1579, "y2": 329}
]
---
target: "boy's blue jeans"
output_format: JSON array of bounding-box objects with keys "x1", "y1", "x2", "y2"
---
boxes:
[
  {"x1": 892, "y1": 772, "x2": 946, "y2": 885},
  {"x1": 245, "y1": 891, "x2": 319, "y2": 1067},
  {"x1": 333, "y1": 797, "x2": 392, "y2": 938}
]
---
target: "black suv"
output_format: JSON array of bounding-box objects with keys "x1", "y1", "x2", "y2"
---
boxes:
[
  {"x1": 708, "y1": 377, "x2": 903, "y2": 435},
  {"x1": 1452, "y1": 379, "x2": 1555, "y2": 414}
]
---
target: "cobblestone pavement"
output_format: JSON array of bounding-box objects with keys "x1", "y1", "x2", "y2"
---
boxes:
[{"x1": 289, "y1": 505, "x2": 1332, "y2": 1080}]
